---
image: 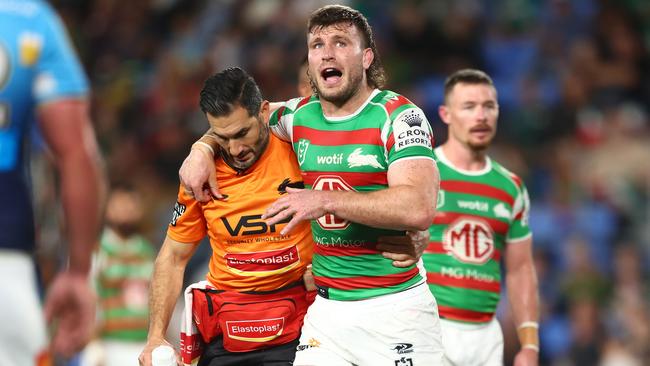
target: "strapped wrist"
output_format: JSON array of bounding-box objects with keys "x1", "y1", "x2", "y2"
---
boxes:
[
  {"x1": 517, "y1": 321, "x2": 539, "y2": 352},
  {"x1": 192, "y1": 141, "x2": 215, "y2": 156}
]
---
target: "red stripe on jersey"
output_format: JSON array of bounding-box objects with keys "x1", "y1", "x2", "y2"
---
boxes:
[
  {"x1": 276, "y1": 106, "x2": 286, "y2": 118},
  {"x1": 314, "y1": 267, "x2": 420, "y2": 290},
  {"x1": 427, "y1": 272, "x2": 500, "y2": 293},
  {"x1": 434, "y1": 212, "x2": 509, "y2": 236},
  {"x1": 315, "y1": 243, "x2": 378, "y2": 256},
  {"x1": 302, "y1": 171, "x2": 388, "y2": 187},
  {"x1": 437, "y1": 305, "x2": 494, "y2": 323},
  {"x1": 425, "y1": 241, "x2": 501, "y2": 261},
  {"x1": 292, "y1": 126, "x2": 382, "y2": 146},
  {"x1": 510, "y1": 174, "x2": 522, "y2": 188},
  {"x1": 384, "y1": 95, "x2": 413, "y2": 116},
  {"x1": 386, "y1": 134, "x2": 395, "y2": 151},
  {"x1": 296, "y1": 96, "x2": 311, "y2": 109},
  {"x1": 441, "y1": 180, "x2": 515, "y2": 207}
]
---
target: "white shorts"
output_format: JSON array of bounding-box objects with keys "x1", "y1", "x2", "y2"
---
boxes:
[
  {"x1": 294, "y1": 283, "x2": 444, "y2": 366},
  {"x1": 0, "y1": 250, "x2": 48, "y2": 366},
  {"x1": 441, "y1": 317, "x2": 503, "y2": 366}
]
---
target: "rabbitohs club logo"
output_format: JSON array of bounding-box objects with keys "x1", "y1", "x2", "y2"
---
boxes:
[{"x1": 297, "y1": 139, "x2": 310, "y2": 166}]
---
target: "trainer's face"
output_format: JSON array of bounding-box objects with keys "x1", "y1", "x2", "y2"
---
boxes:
[
  {"x1": 439, "y1": 83, "x2": 498, "y2": 151},
  {"x1": 207, "y1": 102, "x2": 270, "y2": 171},
  {"x1": 307, "y1": 23, "x2": 373, "y2": 104}
]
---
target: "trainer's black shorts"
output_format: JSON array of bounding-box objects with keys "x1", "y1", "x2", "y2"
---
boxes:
[{"x1": 198, "y1": 336, "x2": 300, "y2": 366}]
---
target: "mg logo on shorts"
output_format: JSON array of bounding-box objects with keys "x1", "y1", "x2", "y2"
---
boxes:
[
  {"x1": 443, "y1": 218, "x2": 494, "y2": 264},
  {"x1": 312, "y1": 175, "x2": 355, "y2": 230}
]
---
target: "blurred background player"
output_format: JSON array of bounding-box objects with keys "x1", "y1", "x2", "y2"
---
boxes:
[
  {"x1": 423, "y1": 69, "x2": 539, "y2": 366},
  {"x1": 0, "y1": 0, "x2": 106, "y2": 365},
  {"x1": 82, "y1": 185, "x2": 154, "y2": 366}
]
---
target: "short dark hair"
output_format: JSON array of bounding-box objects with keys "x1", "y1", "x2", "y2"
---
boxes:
[
  {"x1": 308, "y1": 5, "x2": 386, "y2": 89},
  {"x1": 443, "y1": 69, "x2": 495, "y2": 103},
  {"x1": 200, "y1": 67, "x2": 262, "y2": 118}
]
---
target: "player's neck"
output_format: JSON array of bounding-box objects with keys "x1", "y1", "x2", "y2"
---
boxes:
[
  {"x1": 320, "y1": 84, "x2": 374, "y2": 118},
  {"x1": 440, "y1": 142, "x2": 488, "y2": 172}
]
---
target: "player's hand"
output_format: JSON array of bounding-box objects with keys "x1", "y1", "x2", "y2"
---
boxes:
[
  {"x1": 139, "y1": 339, "x2": 179, "y2": 366},
  {"x1": 262, "y1": 187, "x2": 329, "y2": 235},
  {"x1": 513, "y1": 348, "x2": 538, "y2": 366},
  {"x1": 377, "y1": 230, "x2": 429, "y2": 268},
  {"x1": 179, "y1": 146, "x2": 221, "y2": 202},
  {"x1": 44, "y1": 271, "x2": 96, "y2": 358}
]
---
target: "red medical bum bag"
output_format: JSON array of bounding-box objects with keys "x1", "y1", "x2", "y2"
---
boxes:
[{"x1": 191, "y1": 282, "x2": 312, "y2": 353}]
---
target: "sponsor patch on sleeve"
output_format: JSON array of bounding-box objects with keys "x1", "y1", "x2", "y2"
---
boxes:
[
  {"x1": 392, "y1": 108, "x2": 433, "y2": 151},
  {"x1": 170, "y1": 201, "x2": 186, "y2": 226}
]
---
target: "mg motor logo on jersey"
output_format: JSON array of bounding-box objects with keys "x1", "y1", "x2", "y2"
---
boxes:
[
  {"x1": 312, "y1": 175, "x2": 355, "y2": 230},
  {"x1": 225, "y1": 246, "x2": 300, "y2": 275},
  {"x1": 443, "y1": 218, "x2": 494, "y2": 264},
  {"x1": 226, "y1": 317, "x2": 285, "y2": 342}
]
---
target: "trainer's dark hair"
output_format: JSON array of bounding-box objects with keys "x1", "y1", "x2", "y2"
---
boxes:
[
  {"x1": 200, "y1": 67, "x2": 262, "y2": 118},
  {"x1": 443, "y1": 69, "x2": 495, "y2": 103},
  {"x1": 308, "y1": 5, "x2": 386, "y2": 89}
]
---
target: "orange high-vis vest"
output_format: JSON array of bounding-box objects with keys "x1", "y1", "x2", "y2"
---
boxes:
[{"x1": 168, "y1": 134, "x2": 313, "y2": 292}]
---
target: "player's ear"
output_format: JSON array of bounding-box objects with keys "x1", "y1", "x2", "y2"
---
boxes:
[
  {"x1": 259, "y1": 100, "x2": 270, "y2": 122},
  {"x1": 438, "y1": 105, "x2": 451, "y2": 126},
  {"x1": 362, "y1": 48, "x2": 373, "y2": 70}
]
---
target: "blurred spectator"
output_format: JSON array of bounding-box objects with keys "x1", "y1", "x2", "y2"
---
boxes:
[{"x1": 81, "y1": 185, "x2": 155, "y2": 366}]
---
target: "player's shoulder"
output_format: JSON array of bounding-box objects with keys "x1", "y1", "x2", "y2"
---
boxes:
[
  {"x1": 490, "y1": 159, "x2": 525, "y2": 191},
  {"x1": 371, "y1": 90, "x2": 424, "y2": 122},
  {"x1": 274, "y1": 95, "x2": 317, "y2": 118},
  {"x1": 0, "y1": 0, "x2": 52, "y2": 20}
]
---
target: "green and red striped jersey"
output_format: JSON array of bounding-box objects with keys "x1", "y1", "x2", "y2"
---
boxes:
[
  {"x1": 269, "y1": 89, "x2": 435, "y2": 301},
  {"x1": 423, "y1": 147, "x2": 532, "y2": 323}
]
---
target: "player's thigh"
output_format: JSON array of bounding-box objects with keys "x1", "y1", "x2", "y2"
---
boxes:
[
  {"x1": 356, "y1": 286, "x2": 444, "y2": 365},
  {"x1": 0, "y1": 251, "x2": 47, "y2": 366},
  {"x1": 441, "y1": 318, "x2": 503, "y2": 366},
  {"x1": 293, "y1": 301, "x2": 353, "y2": 366}
]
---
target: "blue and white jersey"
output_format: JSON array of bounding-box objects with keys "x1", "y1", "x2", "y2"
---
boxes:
[{"x1": 0, "y1": 0, "x2": 88, "y2": 252}]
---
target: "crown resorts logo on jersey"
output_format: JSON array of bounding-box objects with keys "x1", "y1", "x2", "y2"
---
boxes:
[
  {"x1": 347, "y1": 148, "x2": 384, "y2": 169},
  {"x1": 312, "y1": 175, "x2": 355, "y2": 230},
  {"x1": 297, "y1": 139, "x2": 310, "y2": 166},
  {"x1": 443, "y1": 218, "x2": 495, "y2": 264},
  {"x1": 226, "y1": 317, "x2": 285, "y2": 342},
  {"x1": 225, "y1": 245, "x2": 300, "y2": 276},
  {"x1": 393, "y1": 109, "x2": 432, "y2": 151}
]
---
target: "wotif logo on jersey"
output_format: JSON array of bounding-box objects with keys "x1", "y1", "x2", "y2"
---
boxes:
[
  {"x1": 316, "y1": 153, "x2": 343, "y2": 165},
  {"x1": 226, "y1": 317, "x2": 285, "y2": 342},
  {"x1": 225, "y1": 246, "x2": 300, "y2": 276},
  {"x1": 444, "y1": 218, "x2": 494, "y2": 264}
]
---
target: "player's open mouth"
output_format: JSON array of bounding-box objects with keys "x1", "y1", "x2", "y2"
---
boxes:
[{"x1": 321, "y1": 67, "x2": 342, "y2": 85}]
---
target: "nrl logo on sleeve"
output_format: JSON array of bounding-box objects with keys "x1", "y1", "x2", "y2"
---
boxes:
[
  {"x1": 297, "y1": 139, "x2": 310, "y2": 166},
  {"x1": 394, "y1": 109, "x2": 432, "y2": 151},
  {"x1": 170, "y1": 202, "x2": 186, "y2": 226}
]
